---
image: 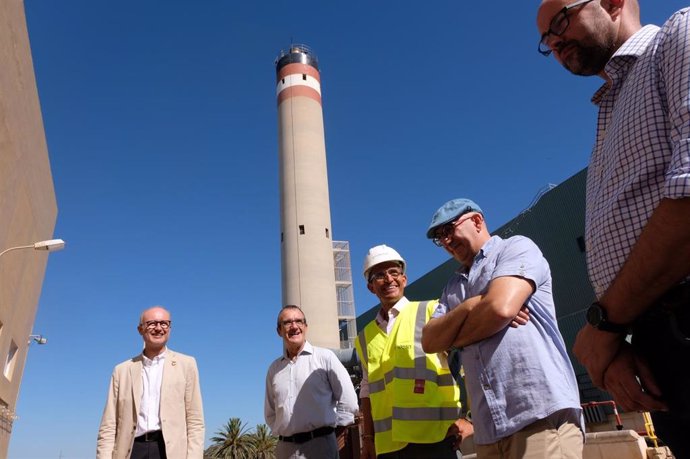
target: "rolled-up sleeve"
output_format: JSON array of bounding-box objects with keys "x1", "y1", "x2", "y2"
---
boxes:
[{"x1": 662, "y1": 9, "x2": 690, "y2": 199}]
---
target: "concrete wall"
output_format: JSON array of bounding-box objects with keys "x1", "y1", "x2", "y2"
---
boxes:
[{"x1": 0, "y1": 0, "x2": 58, "y2": 455}]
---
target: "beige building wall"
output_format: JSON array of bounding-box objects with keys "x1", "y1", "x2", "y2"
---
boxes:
[
  {"x1": 0, "y1": 0, "x2": 58, "y2": 456},
  {"x1": 276, "y1": 46, "x2": 340, "y2": 349}
]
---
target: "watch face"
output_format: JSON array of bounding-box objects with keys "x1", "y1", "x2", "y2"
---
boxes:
[
  {"x1": 587, "y1": 304, "x2": 603, "y2": 326},
  {"x1": 586, "y1": 303, "x2": 627, "y2": 333}
]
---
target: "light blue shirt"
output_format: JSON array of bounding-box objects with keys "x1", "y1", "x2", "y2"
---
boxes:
[
  {"x1": 433, "y1": 235, "x2": 582, "y2": 445},
  {"x1": 264, "y1": 341, "x2": 359, "y2": 437},
  {"x1": 587, "y1": 9, "x2": 690, "y2": 297}
]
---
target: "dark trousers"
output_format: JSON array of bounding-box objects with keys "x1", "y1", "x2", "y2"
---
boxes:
[
  {"x1": 130, "y1": 432, "x2": 167, "y2": 459},
  {"x1": 632, "y1": 283, "x2": 690, "y2": 459},
  {"x1": 377, "y1": 437, "x2": 456, "y2": 459}
]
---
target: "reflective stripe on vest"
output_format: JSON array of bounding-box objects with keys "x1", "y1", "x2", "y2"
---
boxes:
[
  {"x1": 357, "y1": 331, "x2": 368, "y2": 367},
  {"x1": 373, "y1": 406, "x2": 462, "y2": 432}
]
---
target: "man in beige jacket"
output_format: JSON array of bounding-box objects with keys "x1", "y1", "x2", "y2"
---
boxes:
[{"x1": 97, "y1": 306, "x2": 204, "y2": 459}]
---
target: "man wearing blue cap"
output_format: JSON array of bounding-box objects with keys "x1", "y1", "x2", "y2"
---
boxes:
[{"x1": 421, "y1": 198, "x2": 583, "y2": 459}]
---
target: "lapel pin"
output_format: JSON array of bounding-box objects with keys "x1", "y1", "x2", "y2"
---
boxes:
[{"x1": 172, "y1": 360, "x2": 177, "y2": 366}]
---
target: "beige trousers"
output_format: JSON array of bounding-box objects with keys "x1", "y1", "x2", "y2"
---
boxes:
[{"x1": 475, "y1": 411, "x2": 583, "y2": 459}]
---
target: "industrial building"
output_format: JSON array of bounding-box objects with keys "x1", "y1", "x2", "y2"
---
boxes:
[{"x1": 0, "y1": 1, "x2": 60, "y2": 456}]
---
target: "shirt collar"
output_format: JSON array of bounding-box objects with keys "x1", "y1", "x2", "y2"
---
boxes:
[
  {"x1": 283, "y1": 341, "x2": 313, "y2": 360},
  {"x1": 592, "y1": 25, "x2": 660, "y2": 104},
  {"x1": 611, "y1": 25, "x2": 659, "y2": 60},
  {"x1": 142, "y1": 348, "x2": 167, "y2": 366},
  {"x1": 375, "y1": 296, "x2": 409, "y2": 325}
]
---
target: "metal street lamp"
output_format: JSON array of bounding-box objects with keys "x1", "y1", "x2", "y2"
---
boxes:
[
  {"x1": 28, "y1": 334, "x2": 47, "y2": 345},
  {"x1": 0, "y1": 239, "x2": 65, "y2": 258},
  {"x1": 1, "y1": 239, "x2": 64, "y2": 346}
]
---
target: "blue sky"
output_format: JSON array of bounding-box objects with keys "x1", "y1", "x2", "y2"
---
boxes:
[{"x1": 12, "y1": 1, "x2": 687, "y2": 457}]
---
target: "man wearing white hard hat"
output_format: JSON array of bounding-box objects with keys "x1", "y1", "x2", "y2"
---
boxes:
[
  {"x1": 355, "y1": 244, "x2": 472, "y2": 459},
  {"x1": 422, "y1": 198, "x2": 584, "y2": 459}
]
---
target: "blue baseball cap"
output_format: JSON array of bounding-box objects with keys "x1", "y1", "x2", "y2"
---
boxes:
[{"x1": 426, "y1": 198, "x2": 483, "y2": 238}]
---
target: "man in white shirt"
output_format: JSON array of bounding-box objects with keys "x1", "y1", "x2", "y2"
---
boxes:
[
  {"x1": 265, "y1": 305, "x2": 358, "y2": 459},
  {"x1": 97, "y1": 306, "x2": 204, "y2": 459}
]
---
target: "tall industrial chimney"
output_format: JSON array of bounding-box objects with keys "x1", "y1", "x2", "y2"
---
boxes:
[{"x1": 275, "y1": 44, "x2": 340, "y2": 348}]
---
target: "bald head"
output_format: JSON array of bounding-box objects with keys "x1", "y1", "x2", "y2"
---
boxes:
[
  {"x1": 537, "y1": 0, "x2": 641, "y2": 77},
  {"x1": 538, "y1": 0, "x2": 639, "y2": 17},
  {"x1": 139, "y1": 306, "x2": 171, "y2": 325}
]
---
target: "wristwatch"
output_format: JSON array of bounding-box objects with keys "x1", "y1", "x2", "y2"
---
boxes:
[{"x1": 586, "y1": 302, "x2": 629, "y2": 333}]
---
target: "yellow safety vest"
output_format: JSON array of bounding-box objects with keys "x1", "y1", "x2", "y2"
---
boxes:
[{"x1": 355, "y1": 300, "x2": 461, "y2": 456}]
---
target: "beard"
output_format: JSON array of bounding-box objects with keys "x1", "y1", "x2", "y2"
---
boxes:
[
  {"x1": 561, "y1": 40, "x2": 614, "y2": 76},
  {"x1": 563, "y1": 45, "x2": 613, "y2": 76},
  {"x1": 558, "y1": 30, "x2": 616, "y2": 76}
]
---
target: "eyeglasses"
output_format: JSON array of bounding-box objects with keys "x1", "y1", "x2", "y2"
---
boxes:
[
  {"x1": 142, "y1": 320, "x2": 171, "y2": 330},
  {"x1": 538, "y1": 0, "x2": 595, "y2": 56},
  {"x1": 280, "y1": 318, "x2": 306, "y2": 328},
  {"x1": 432, "y1": 215, "x2": 474, "y2": 247},
  {"x1": 368, "y1": 268, "x2": 404, "y2": 283}
]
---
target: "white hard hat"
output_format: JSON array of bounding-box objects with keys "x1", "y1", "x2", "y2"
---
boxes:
[{"x1": 362, "y1": 245, "x2": 406, "y2": 280}]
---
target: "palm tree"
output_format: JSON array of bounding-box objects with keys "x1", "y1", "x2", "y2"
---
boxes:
[
  {"x1": 249, "y1": 424, "x2": 277, "y2": 459},
  {"x1": 207, "y1": 417, "x2": 255, "y2": 459}
]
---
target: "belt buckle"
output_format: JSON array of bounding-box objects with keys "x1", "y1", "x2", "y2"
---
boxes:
[{"x1": 144, "y1": 431, "x2": 155, "y2": 441}]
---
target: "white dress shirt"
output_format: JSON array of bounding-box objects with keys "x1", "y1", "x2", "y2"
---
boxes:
[
  {"x1": 264, "y1": 341, "x2": 359, "y2": 436},
  {"x1": 135, "y1": 350, "x2": 166, "y2": 436}
]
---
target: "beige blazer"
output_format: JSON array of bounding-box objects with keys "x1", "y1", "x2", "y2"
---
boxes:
[{"x1": 96, "y1": 349, "x2": 205, "y2": 459}]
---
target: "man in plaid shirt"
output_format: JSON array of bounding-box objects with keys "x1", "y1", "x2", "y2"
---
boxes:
[{"x1": 536, "y1": 1, "x2": 690, "y2": 456}]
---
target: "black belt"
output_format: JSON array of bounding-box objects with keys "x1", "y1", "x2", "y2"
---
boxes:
[
  {"x1": 134, "y1": 430, "x2": 163, "y2": 442},
  {"x1": 279, "y1": 426, "x2": 334, "y2": 443}
]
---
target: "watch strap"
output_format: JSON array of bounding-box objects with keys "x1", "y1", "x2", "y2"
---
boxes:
[{"x1": 588, "y1": 302, "x2": 629, "y2": 333}]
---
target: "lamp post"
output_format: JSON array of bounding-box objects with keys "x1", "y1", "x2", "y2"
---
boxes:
[
  {"x1": 0, "y1": 239, "x2": 65, "y2": 258},
  {"x1": 0, "y1": 239, "x2": 63, "y2": 440},
  {"x1": 0, "y1": 239, "x2": 63, "y2": 344}
]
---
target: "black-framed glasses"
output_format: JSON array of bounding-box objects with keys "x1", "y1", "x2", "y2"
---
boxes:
[
  {"x1": 143, "y1": 320, "x2": 171, "y2": 330},
  {"x1": 280, "y1": 318, "x2": 306, "y2": 328},
  {"x1": 538, "y1": 0, "x2": 595, "y2": 56},
  {"x1": 432, "y1": 215, "x2": 474, "y2": 247},
  {"x1": 368, "y1": 268, "x2": 404, "y2": 283}
]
